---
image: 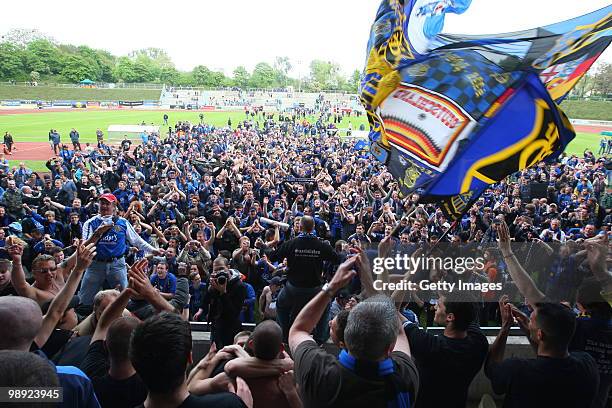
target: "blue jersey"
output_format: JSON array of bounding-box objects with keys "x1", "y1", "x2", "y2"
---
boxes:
[{"x1": 84, "y1": 217, "x2": 129, "y2": 260}]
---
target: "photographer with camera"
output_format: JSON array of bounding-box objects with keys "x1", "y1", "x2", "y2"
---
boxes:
[{"x1": 194, "y1": 256, "x2": 247, "y2": 348}]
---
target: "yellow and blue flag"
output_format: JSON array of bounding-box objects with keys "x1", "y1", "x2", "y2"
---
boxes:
[{"x1": 362, "y1": 1, "x2": 612, "y2": 219}]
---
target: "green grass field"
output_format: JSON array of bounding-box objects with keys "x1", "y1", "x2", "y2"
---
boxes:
[
  {"x1": 0, "y1": 110, "x2": 364, "y2": 142},
  {"x1": 0, "y1": 85, "x2": 162, "y2": 102},
  {"x1": 0, "y1": 109, "x2": 605, "y2": 173},
  {"x1": 559, "y1": 100, "x2": 612, "y2": 121}
]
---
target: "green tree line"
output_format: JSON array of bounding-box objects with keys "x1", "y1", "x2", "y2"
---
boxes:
[{"x1": 0, "y1": 29, "x2": 361, "y2": 92}]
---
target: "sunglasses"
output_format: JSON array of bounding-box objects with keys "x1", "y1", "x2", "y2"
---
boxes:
[{"x1": 34, "y1": 267, "x2": 57, "y2": 274}]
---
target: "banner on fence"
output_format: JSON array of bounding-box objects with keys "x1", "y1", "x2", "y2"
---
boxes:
[{"x1": 118, "y1": 101, "x2": 144, "y2": 107}]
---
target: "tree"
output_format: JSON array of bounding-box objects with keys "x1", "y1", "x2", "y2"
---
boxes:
[
  {"x1": 175, "y1": 71, "x2": 196, "y2": 86},
  {"x1": 94, "y1": 49, "x2": 116, "y2": 82},
  {"x1": 192, "y1": 65, "x2": 213, "y2": 86},
  {"x1": 274, "y1": 56, "x2": 292, "y2": 87},
  {"x1": 232, "y1": 66, "x2": 250, "y2": 89},
  {"x1": 113, "y1": 57, "x2": 139, "y2": 83},
  {"x1": 61, "y1": 55, "x2": 98, "y2": 82},
  {"x1": 129, "y1": 48, "x2": 173, "y2": 68},
  {"x1": 0, "y1": 42, "x2": 25, "y2": 79},
  {"x1": 308, "y1": 60, "x2": 341, "y2": 91},
  {"x1": 250, "y1": 62, "x2": 275, "y2": 89},
  {"x1": 75, "y1": 46, "x2": 102, "y2": 80},
  {"x1": 30, "y1": 71, "x2": 40, "y2": 83},
  {"x1": 192, "y1": 65, "x2": 226, "y2": 88},
  {"x1": 24, "y1": 39, "x2": 62, "y2": 75},
  {"x1": 591, "y1": 63, "x2": 612, "y2": 97},
  {"x1": 347, "y1": 69, "x2": 361, "y2": 93},
  {"x1": 1, "y1": 28, "x2": 54, "y2": 48},
  {"x1": 159, "y1": 66, "x2": 179, "y2": 84},
  {"x1": 132, "y1": 54, "x2": 156, "y2": 82}
]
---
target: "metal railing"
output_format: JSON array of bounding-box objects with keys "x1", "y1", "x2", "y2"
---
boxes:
[
  {"x1": 0, "y1": 81, "x2": 164, "y2": 90},
  {"x1": 189, "y1": 321, "x2": 524, "y2": 337}
]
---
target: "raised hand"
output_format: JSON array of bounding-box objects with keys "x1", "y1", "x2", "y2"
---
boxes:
[
  {"x1": 7, "y1": 243, "x2": 23, "y2": 262},
  {"x1": 128, "y1": 259, "x2": 155, "y2": 298},
  {"x1": 584, "y1": 234, "x2": 609, "y2": 270},
  {"x1": 509, "y1": 304, "x2": 530, "y2": 335},
  {"x1": 328, "y1": 256, "x2": 358, "y2": 292},
  {"x1": 75, "y1": 241, "x2": 96, "y2": 271},
  {"x1": 498, "y1": 294, "x2": 513, "y2": 331},
  {"x1": 496, "y1": 220, "x2": 512, "y2": 255},
  {"x1": 378, "y1": 234, "x2": 393, "y2": 258}
]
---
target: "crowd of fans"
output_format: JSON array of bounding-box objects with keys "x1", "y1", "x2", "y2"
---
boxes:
[{"x1": 0, "y1": 108, "x2": 610, "y2": 408}]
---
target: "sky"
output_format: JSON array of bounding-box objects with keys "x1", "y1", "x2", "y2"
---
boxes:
[{"x1": 1, "y1": 0, "x2": 610, "y2": 77}]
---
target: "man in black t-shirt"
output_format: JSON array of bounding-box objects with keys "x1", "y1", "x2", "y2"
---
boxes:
[
  {"x1": 81, "y1": 313, "x2": 146, "y2": 408},
  {"x1": 130, "y1": 312, "x2": 250, "y2": 408},
  {"x1": 270, "y1": 216, "x2": 339, "y2": 343},
  {"x1": 290, "y1": 260, "x2": 419, "y2": 408},
  {"x1": 486, "y1": 301, "x2": 599, "y2": 408},
  {"x1": 404, "y1": 293, "x2": 488, "y2": 408}
]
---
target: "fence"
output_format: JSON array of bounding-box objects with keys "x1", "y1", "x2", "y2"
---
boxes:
[{"x1": 0, "y1": 81, "x2": 164, "y2": 90}]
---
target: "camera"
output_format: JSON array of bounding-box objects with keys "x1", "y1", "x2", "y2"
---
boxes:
[{"x1": 216, "y1": 271, "x2": 229, "y2": 285}]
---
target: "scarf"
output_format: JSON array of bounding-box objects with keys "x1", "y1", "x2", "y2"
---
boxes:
[{"x1": 338, "y1": 350, "x2": 410, "y2": 408}]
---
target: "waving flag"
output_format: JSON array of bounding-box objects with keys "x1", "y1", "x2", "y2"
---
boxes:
[{"x1": 361, "y1": 0, "x2": 612, "y2": 219}]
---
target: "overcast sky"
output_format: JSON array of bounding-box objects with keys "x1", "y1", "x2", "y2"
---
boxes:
[{"x1": 1, "y1": 0, "x2": 610, "y2": 76}]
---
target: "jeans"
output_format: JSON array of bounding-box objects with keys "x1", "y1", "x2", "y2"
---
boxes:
[
  {"x1": 277, "y1": 282, "x2": 330, "y2": 344},
  {"x1": 78, "y1": 257, "x2": 128, "y2": 306}
]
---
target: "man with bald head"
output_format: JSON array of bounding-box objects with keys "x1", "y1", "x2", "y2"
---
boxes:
[
  {"x1": 0, "y1": 296, "x2": 101, "y2": 408},
  {"x1": 0, "y1": 296, "x2": 42, "y2": 351},
  {"x1": 270, "y1": 215, "x2": 339, "y2": 343}
]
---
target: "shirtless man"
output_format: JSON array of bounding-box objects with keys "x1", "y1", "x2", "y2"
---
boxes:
[
  {"x1": 8, "y1": 242, "x2": 78, "y2": 305},
  {"x1": 259, "y1": 276, "x2": 282, "y2": 320}
]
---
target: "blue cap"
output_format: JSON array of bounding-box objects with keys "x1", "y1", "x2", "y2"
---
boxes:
[{"x1": 8, "y1": 222, "x2": 22, "y2": 233}]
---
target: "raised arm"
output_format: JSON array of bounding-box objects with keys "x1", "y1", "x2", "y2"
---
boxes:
[
  {"x1": 7, "y1": 244, "x2": 37, "y2": 300},
  {"x1": 486, "y1": 297, "x2": 513, "y2": 367},
  {"x1": 289, "y1": 257, "x2": 356, "y2": 353},
  {"x1": 497, "y1": 221, "x2": 545, "y2": 305},
  {"x1": 128, "y1": 261, "x2": 175, "y2": 313},
  {"x1": 82, "y1": 219, "x2": 114, "y2": 247},
  {"x1": 58, "y1": 249, "x2": 79, "y2": 280},
  {"x1": 355, "y1": 247, "x2": 377, "y2": 299},
  {"x1": 204, "y1": 222, "x2": 216, "y2": 248},
  {"x1": 584, "y1": 235, "x2": 612, "y2": 295},
  {"x1": 126, "y1": 220, "x2": 163, "y2": 256},
  {"x1": 227, "y1": 217, "x2": 242, "y2": 239},
  {"x1": 47, "y1": 198, "x2": 67, "y2": 212}
]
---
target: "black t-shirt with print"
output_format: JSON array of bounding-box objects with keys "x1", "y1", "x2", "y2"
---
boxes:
[
  {"x1": 485, "y1": 351, "x2": 599, "y2": 408},
  {"x1": 293, "y1": 340, "x2": 419, "y2": 408},
  {"x1": 405, "y1": 321, "x2": 488, "y2": 408}
]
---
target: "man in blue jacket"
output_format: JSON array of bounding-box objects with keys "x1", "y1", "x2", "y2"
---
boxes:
[{"x1": 78, "y1": 193, "x2": 164, "y2": 310}]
